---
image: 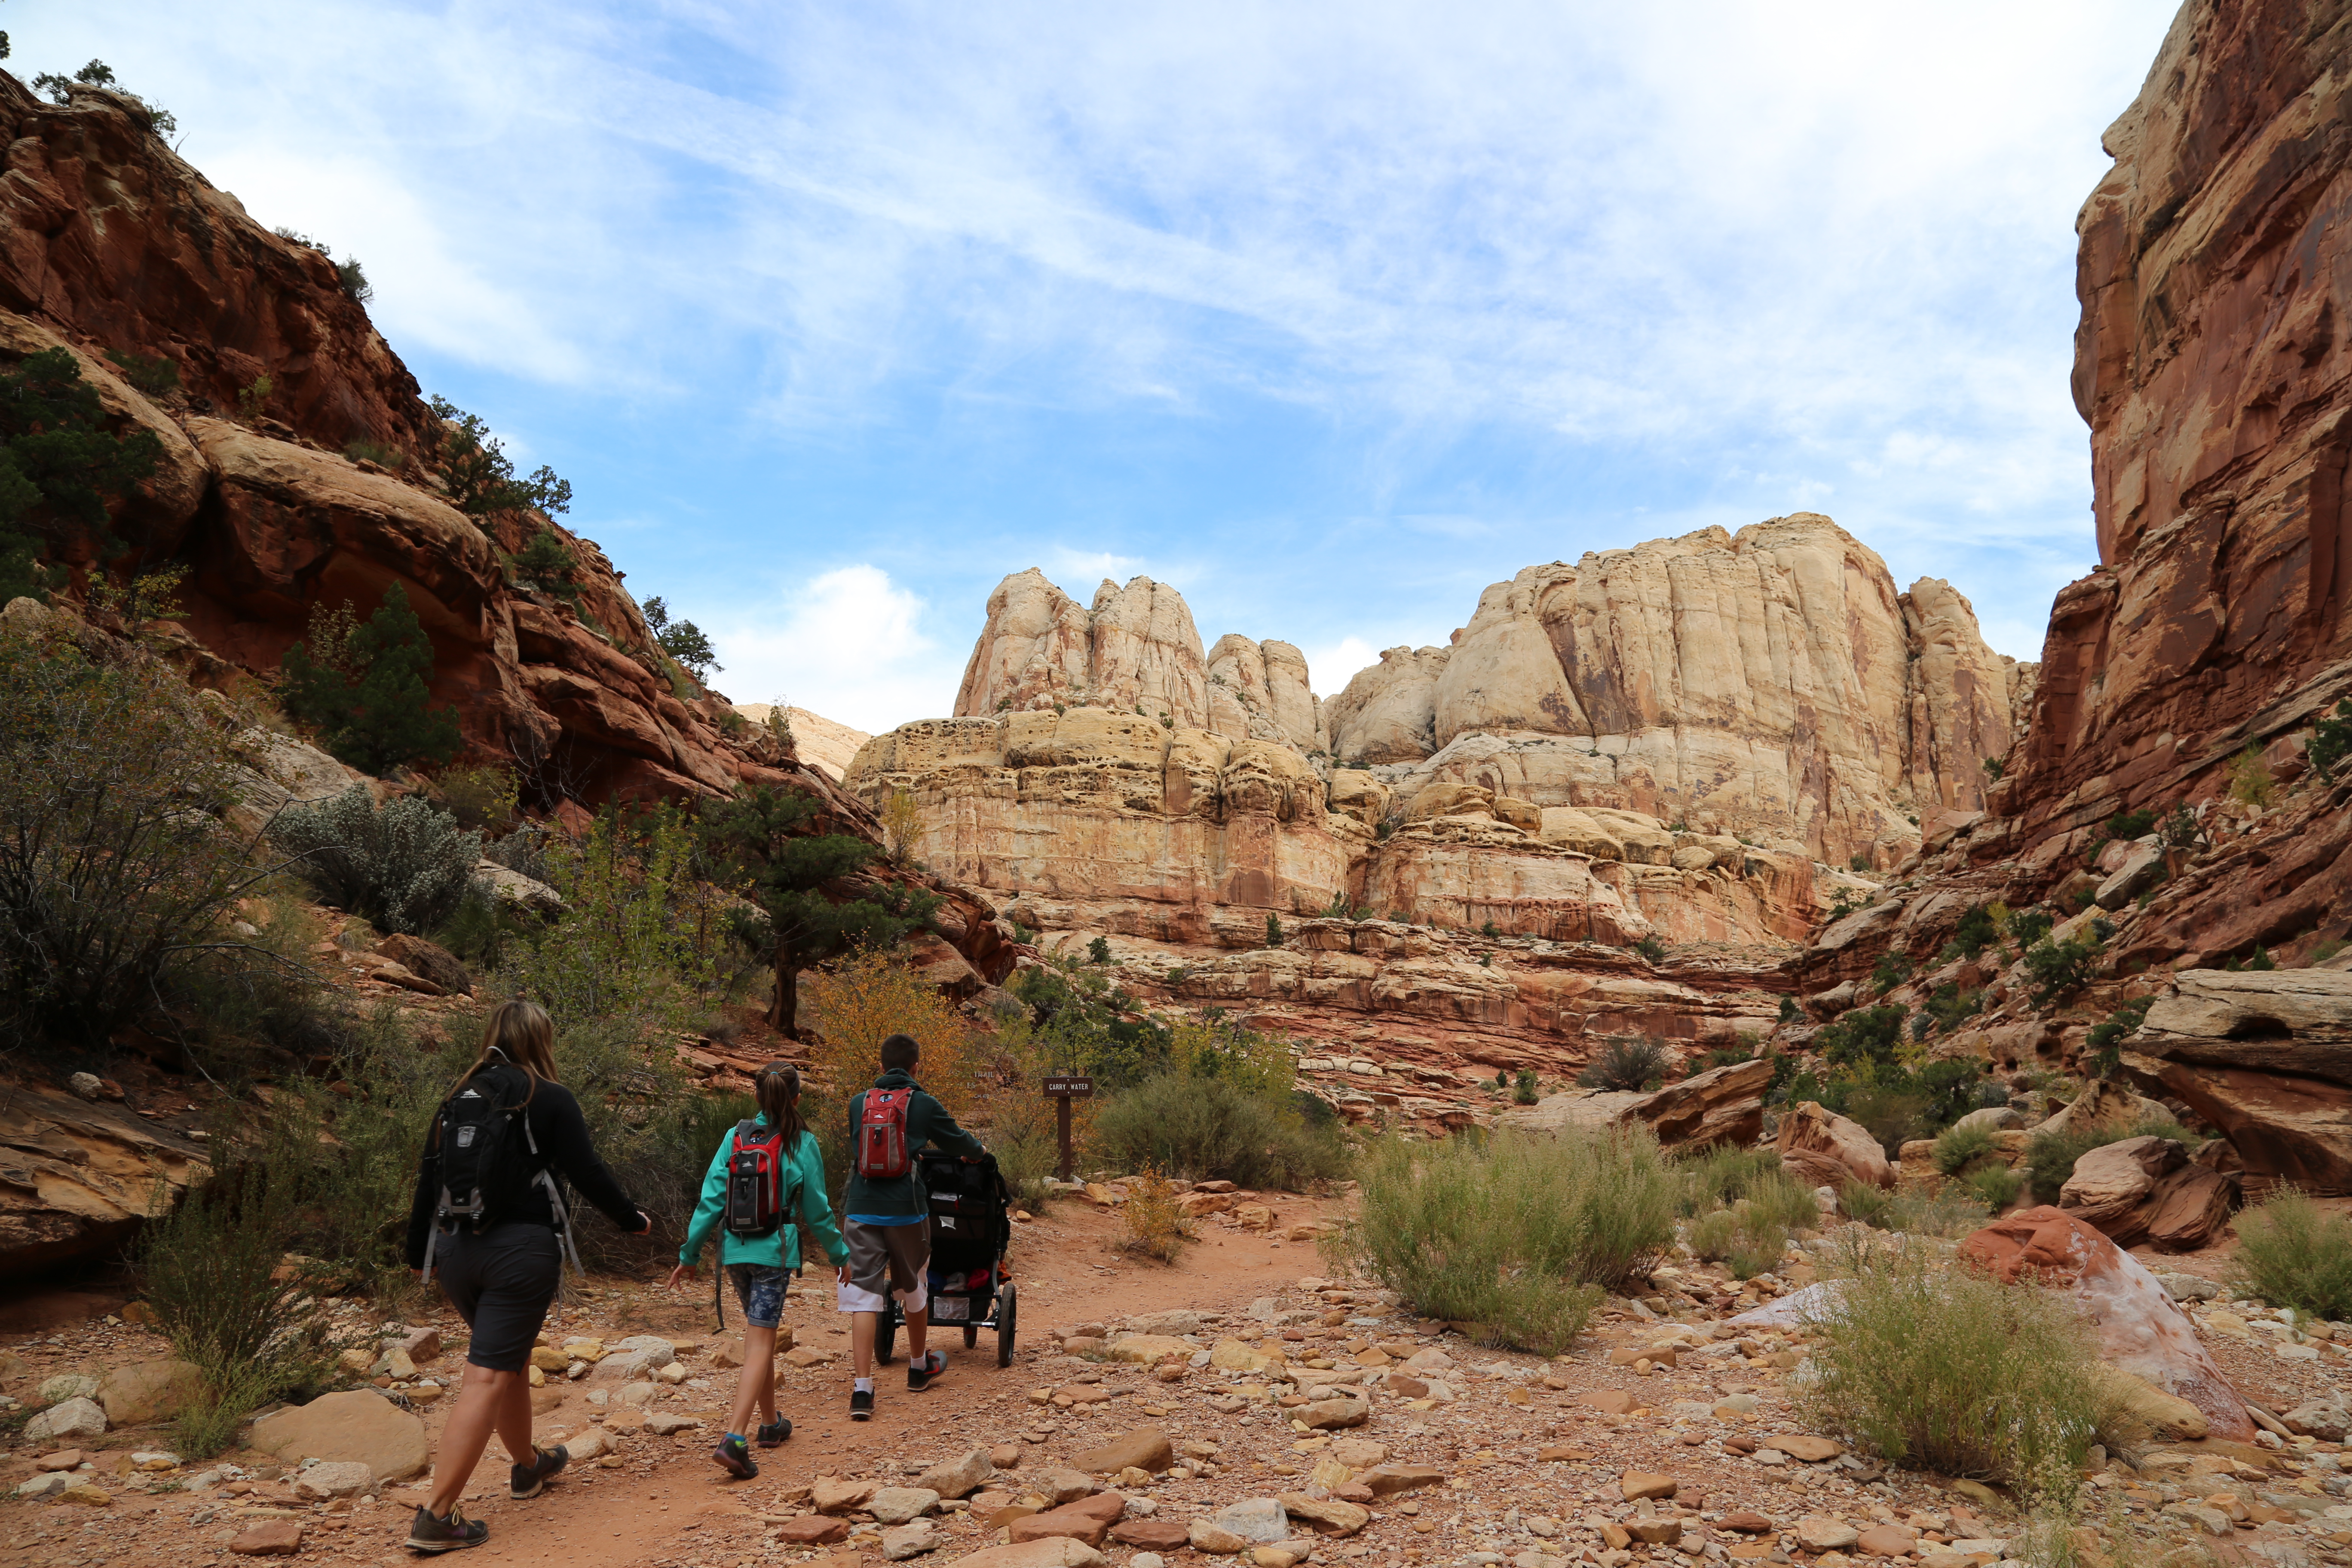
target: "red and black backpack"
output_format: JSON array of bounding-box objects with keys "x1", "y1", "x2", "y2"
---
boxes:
[
  {"x1": 723, "y1": 1120, "x2": 794, "y2": 1239},
  {"x1": 854, "y1": 1088, "x2": 914, "y2": 1180}
]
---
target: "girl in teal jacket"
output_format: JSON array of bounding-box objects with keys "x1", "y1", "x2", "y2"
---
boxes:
[{"x1": 666, "y1": 1062, "x2": 846, "y2": 1480}]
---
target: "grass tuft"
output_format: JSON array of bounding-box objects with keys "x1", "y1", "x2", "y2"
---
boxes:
[
  {"x1": 1115, "y1": 1168, "x2": 1189, "y2": 1262},
  {"x1": 2231, "y1": 1188, "x2": 2352, "y2": 1319}
]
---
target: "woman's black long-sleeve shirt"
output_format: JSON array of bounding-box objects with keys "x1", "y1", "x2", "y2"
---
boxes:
[{"x1": 403, "y1": 1067, "x2": 643, "y2": 1268}]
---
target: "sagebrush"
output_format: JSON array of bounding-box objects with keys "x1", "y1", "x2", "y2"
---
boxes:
[
  {"x1": 272, "y1": 784, "x2": 483, "y2": 935},
  {"x1": 2232, "y1": 1188, "x2": 2352, "y2": 1320}
]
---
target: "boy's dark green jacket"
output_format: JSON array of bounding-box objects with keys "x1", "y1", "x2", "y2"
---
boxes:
[{"x1": 844, "y1": 1069, "x2": 983, "y2": 1219}]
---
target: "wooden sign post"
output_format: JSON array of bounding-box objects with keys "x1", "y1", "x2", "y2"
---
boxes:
[{"x1": 1042, "y1": 1075, "x2": 1095, "y2": 1183}]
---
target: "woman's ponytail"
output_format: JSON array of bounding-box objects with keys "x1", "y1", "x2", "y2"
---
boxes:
[{"x1": 753, "y1": 1062, "x2": 805, "y2": 1151}]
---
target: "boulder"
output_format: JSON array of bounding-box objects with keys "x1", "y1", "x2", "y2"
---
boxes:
[
  {"x1": 1950, "y1": 1105, "x2": 2024, "y2": 1135},
  {"x1": 228, "y1": 1520, "x2": 304, "y2": 1556},
  {"x1": 1777, "y1": 1101, "x2": 1893, "y2": 1191},
  {"x1": 1207, "y1": 1498, "x2": 1290, "y2": 1544},
  {"x1": 942, "y1": 1539, "x2": 1107, "y2": 1568},
  {"x1": 1624, "y1": 1057, "x2": 1773, "y2": 1151},
  {"x1": 1960, "y1": 1207, "x2": 2251, "y2": 1441},
  {"x1": 289, "y1": 1461, "x2": 375, "y2": 1501},
  {"x1": 2283, "y1": 1401, "x2": 2352, "y2": 1442},
  {"x1": 0, "y1": 1082, "x2": 210, "y2": 1277},
  {"x1": 2128, "y1": 969, "x2": 2352, "y2": 1193},
  {"x1": 250, "y1": 1390, "x2": 429, "y2": 1481},
  {"x1": 97, "y1": 1359, "x2": 203, "y2": 1427},
  {"x1": 884, "y1": 1518, "x2": 947, "y2": 1561},
  {"x1": 1008, "y1": 1493, "x2": 1127, "y2": 1547},
  {"x1": 1278, "y1": 1493, "x2": 1371, "y2": 1537},
  {"x1": 812, "y1": 1477, "x2": 878, "y2": 1514},
  {"x1": 2034, "y1": 1077, "x2": 2171, "y2": 1142},
  {"x1": 2060, "y1": 1136, "x2": 2187, "y2": 1242},
  {"x1": 2091, "y1": 1365, "x2": 2210, "y2": 1440},
  {"x1": 375, "y1": 934, "x2": 473, "y2": 996},
  {"x1": 872, "y1": 1487, "x2": 943, "y2": 1525},
  {"x1": 1071, "y1": 1428, "x2": 1173, "y2": 1475},
  {"x1": 1102, "y1": 1335, "x2": 1194, "y2": 1366},
  {"x1": 2095, "y1": 842, "x2": 2166, "y2": 910},
  {"x1": 914, "y1": 1448, "x2": 996, "y2": 1499},
  {"x1": 24, "y1": 1397, "x2": 106, "y2": 1445}
]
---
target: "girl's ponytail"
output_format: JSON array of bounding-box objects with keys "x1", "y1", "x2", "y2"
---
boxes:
[{"x1": 753, "y1": 1062, "x2": 805, "y2": 1151}]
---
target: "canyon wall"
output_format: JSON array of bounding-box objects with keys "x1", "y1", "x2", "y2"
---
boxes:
[
  {"x1": 1995, "y1": 0, "x2": 2352, "y2": 859},
  {"x1": 0, "y1": 74, "x2": 795, "y2": 808}
]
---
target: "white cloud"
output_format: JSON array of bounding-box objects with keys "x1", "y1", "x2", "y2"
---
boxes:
[
  {"x1": 1305, "y1": 636, "x2": 1381, "y2": 698},
  {"x1": 712, "y1": 566, "x2": 963, "y2": 735}
]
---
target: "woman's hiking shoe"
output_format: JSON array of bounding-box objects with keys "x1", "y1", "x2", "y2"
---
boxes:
[
  {"x1": 711, "y1": 1435, "x2": 758, "y2": 1479},
  {"x1": 848, "y1": 1387, "x2": 874, "y2": 1421},
  {"x1": 756, "y1": 1418, "x2": 792, "y2": 1447},
  {"x1": 407, "y1": 1505, "x2": 488, "y2": 1553},
  {"x1": 508, "y1": 1445, "x2": 567, "y2": 1501},
  {"x1": 907, "y1": 1350, "x2": 947, "y2": 1392}
]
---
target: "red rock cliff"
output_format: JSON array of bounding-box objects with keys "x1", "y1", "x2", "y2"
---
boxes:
[{"x1": 2001, "y1": 0, "x2": 2352, "y2": 849}]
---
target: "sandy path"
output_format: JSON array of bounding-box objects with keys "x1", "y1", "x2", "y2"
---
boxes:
[{"x1": 373, "y1": 1200, "x2": 1335, "y2": 1566}]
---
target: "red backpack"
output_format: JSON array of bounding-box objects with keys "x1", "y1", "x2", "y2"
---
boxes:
[
  {"x1": 723, "y1": 1121, "x2": 792, "y2": 1238},
  {"x1": 855, "y1": 1088, "x2": 914, "y2": 1180}
]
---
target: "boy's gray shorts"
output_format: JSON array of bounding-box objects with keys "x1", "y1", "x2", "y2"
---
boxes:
[{"x1": 838, "y1": 1220, "x2": 929, "y2": 1315}]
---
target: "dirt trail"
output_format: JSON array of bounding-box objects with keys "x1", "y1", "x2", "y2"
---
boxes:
[{"x1": 2, "y1": 1196, "x2": 1341, "y2": 1568}]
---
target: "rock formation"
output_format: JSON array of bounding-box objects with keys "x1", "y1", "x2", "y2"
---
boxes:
[
  {"x1": 1321, "y1": 520, "x2": 2024, "y2": 870},
  {"x1": 733, "y1": 706, "x2": 871, "y2": 782},
  {"x1": 1995, "y1": 0, "x2": 2352, "y2": 854},
  {"x1": 0, "y1": 74, "x2": 807, "y2": 808}
]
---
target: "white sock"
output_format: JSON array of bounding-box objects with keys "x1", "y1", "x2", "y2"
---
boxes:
[{"x1": 854, "y1": 1377, "x2": 874, "y2": 1393}]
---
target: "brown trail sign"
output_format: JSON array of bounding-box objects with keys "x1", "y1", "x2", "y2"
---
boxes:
[{"x1": 1043, "y1": 1075, "x2": 1094, "y2": 1183}]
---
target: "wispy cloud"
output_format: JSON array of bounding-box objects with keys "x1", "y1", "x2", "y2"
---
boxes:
[
  {"x1": 711, "y1": 565, "x2": 962, "y2": 735},
  {"x1": 18, "y1": 0, "x2": 2180, "y2": 718}
]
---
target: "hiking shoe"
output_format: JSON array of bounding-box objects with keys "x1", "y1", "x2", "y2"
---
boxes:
[
  {"x1": 711, "y1": 1435, "x2": 757, "y2": 1480},
  {"x1": 849, "y1": 1387, "x2": 874, "y2": 1421},
  {"x1": 407, "y1": 1504, "x2": 488, "y2": 1553},
  {"x1": 508, "y1": 1444, "x2": 567, "y2": 1501},
  {"x1": 907, "y1": 1350, "x2": 947, "y2": 1392},
  {"x1": 755, "y1": 1418, "x2": 792, "y2": 1447}
]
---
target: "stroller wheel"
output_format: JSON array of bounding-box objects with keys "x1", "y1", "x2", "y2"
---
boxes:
[
  {"x1": 963, "y1": 1323, "x2": 979, "y2": 1348},
  {"x1": 996, "y1": 1282, "x2": 1018, "y2": 1369}
]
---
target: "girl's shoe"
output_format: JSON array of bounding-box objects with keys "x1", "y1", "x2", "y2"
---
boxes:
[
  {"x1": 711, "y1": 1435, "x2": 758, "y2": 1480},
  {"x1": 407, "y1": 1504, "x2": 488, "y2": 1553},
  {"x1": 756, "y1": 1418, "x2": 792, "y2": 1447},
  {"x1": 509, "y1": 1445, "x2": 567, "y2": 1501}
]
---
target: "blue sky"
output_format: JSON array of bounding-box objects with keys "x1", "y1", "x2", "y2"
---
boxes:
[{"x1": 28, "y1": 1, "x2": 2180, "y2": 733}]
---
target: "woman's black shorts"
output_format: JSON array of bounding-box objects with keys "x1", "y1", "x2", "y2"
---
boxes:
[{"x1": 433, "y1": 1223, "x2": 560, "y2": 1372}]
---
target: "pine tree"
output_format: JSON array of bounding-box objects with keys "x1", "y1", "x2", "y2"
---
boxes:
[
  {"x1": 280, "y1": 582, "x2": 462, "y2": 774},
  {"x1": 700, "y1": 787, "x2": 940, "y2": 1033}
]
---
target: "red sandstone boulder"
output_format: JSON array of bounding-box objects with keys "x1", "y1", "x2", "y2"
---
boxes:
[{"x1": 1960, "y1": 1207, "x2": 2251, "y2": 1441}]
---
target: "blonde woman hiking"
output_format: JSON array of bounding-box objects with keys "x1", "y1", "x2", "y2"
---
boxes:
[
  {"x1": 403, "y1": 1001, "x2": 652, "y2": 1554},
  {"x1": 667, "y1": 1061, "x2": 847, "y2": 1480}
]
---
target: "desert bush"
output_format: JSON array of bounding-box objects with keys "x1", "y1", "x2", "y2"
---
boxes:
[
  {"x1": 1577, "y1": 1036, "x2": 1668, "y2": 1092},
  {"x1": 1870, "y1": 951, "x2": 1913, "y2": 992},
  {"x1": 1117, "y1": 1168, "x2": 1189, "y2": 1262},
  {"x1": 427, "y1": 395, "x2": 570, "y2": 517},
  {"x1": 138, "y1": 1162, "x2": 350, "y2": 1458},
  {"x1": 0, "y1": 632, "x2": 273, "y2": 1049},
  {"x1": 1513, "y1": 1069, "x2": 1539, "y2": 1105},
  {"x1": 2231, "y1": 1188, "x2": 2352, "y2": 1320},
  {"x1": 2104, "y1": 808, "x2": 2159, "y2": 842},
  {"x1": 483, "y1": 822, "x2": 551, "y2": 882},
  {"x1": 277, "y1": 586, "x2": 463, "y2": 774},
  {"x1": 434, "y1": 763, "x2": 518, "y2": 833},
  {"x1": 342, "y1": 438, "x2": 404, "y2": 470},
  {"x1": 1949, "y1": 903, "x2": 2000, "y2": 960},
  {"x1": 2229, "y1": 745, "x2": 2277, "y2": 808},
  {"x1": 1334, "y1": 1127, "x2": 1679, "y2": 1351},
  {"x1": 1921, "y1": 983, "x2": 1983, "y2": 1035},
  {"x1": 1676, "y1": 1145, "x2": 1787, "y2": 1214},
  {"x1": 1797, "y1": 1239, "x2": 2119, "y2": 1493},
  {"x1": 2023, "y1": 931, "x2": 2101, "y2": 1006},
  {"x1": 2009, "y1": 907, "x2": 2054, "y2": 949},
  {"x1": 2023, "y1": 1115, "x2": 2202, "y2": 1204},
  {"x1": 1092, "y1": 1073, "x2": 1348, "y2": 1191},
  {"x1": 1632, "y1": 933, "x2": 1667, "y2": 964},
  {"x1": 1932, "y1": 1120, "x2": 2000, "y2": 1176},
  {"x1": 2310, "y1": 698, "x2": 2352, "y2": 785},
  {"x1": 1688, "y1": 1165, "x2": 1819, "y2": 1280},
  {"x1": 272, "y1": 784, "x2": 483, "y2": 936},
  {"x1": 1965, "y1": 1164, "x2": 2023, "y2": 1212},
  {"x1": 803, "y1": 944, "x2": 976, "y2": 1106},
  {"x1": 879, "y1": 788, "x2": 923, "y2": 868}
]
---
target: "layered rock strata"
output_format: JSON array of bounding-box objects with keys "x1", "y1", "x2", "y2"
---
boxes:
[
  {"x1": 1995, "y1": 0, "x2": 2352, "y2": 853},
  {"x1": 1322, "y1": 518, "x2": 2025, "y2": 869}
]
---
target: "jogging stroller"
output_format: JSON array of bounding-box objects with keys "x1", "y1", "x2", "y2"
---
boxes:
[{"x1": 874, "y1": 1149, "x2": 1018, "y2": 1369}]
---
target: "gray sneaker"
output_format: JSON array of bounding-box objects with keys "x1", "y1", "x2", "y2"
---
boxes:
[
  {"x1": 407, "y1": 1504, "x2": 488, "y2": 1553},
  {"x1": 509, "y1": 1445, "x2": 567, "y2": 1500}
]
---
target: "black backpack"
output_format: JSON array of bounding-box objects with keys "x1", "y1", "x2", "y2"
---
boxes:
[{"x1": 421, "y1": 1062, "x2": 574, "y2": 1283}]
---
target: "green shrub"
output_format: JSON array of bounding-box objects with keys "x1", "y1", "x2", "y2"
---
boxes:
[
  {"x1": 1513, "y1": 1069, "x2": 1539, "y2": 1105},
  {"x1": 106, "y1": 348, "x2": 181, "y2": 398},
  {"x1": 0, "y1": 633, "x2": 267, "y2": 1049},
  {"x1": 427, "y1": 395, "x2": 570, "y2": 517},
  {"x1": 2229, "y1": 745, "x2": 2277, "y2": 808},
  {"x1": 1087, "y1": 935, "x2": 1114, "y2": 965},
  {"x1": 1950, "y1": 903, "x2": 1999, "y2": 960},
  {"x1": 433, "y1": 763, "x2": 518, "y2": 833},
  {"x1": 1778, "y1": 995, "x2": 1801, "y2": 1023},
  {"x1": 1577, "y1": 1037, "x2": 1668, "y2": 1092},
  {"x1": 2310, "y1": 698, "x2": 2352, "y2": 785},
  {"x1": 1334, "y1": 1127, "x2": 1679, "y2": 1351},
  {"x1": 278, "y1": 585, "x2": 463, "y2": 773},
  {"x1": 1843, "y1": 1084, "x2": 1929, "y2": 1156},
  {"x1": 1850, "y1": 853, "x2": 1871, "y2": 873},
  {"x1": 0, "y1": 346, "x2": 164, "y2": 600},
  {"x1": 272, "y1": 784, "x2": 483, "y2": 935},
  {"x1": 2009, "y1": 907, "x2": 2054, "y2": 949},
  {"x1": 2231, "y1": 1188, "x2": 2352, "y2": 1320},
  {"x1": 2023, "y1": 932, "x2": 2100, "y2": 1006},
  {"x1": 1676, "y1": 1145, "x2": 1787, "y2": 1214},
  {"x1": 1932, "y1": 1120, "x2": 1999, "y2": 1176},
  {"x1": 2104, "y1": 808, "x2": 2158, "y2": 842},
  {"x1": 1816, "y1": 1005, "x2": 1907, "y2": 1068},
  {"x1": 1964, "y1": 1163, "x2": 2023, "y2": 1212},
  {"x1": 1870, "y1": 951, "x2": 1913, "y2": 993},
  {"x1": 1689, "y1": 1206, "x2": 1788, "y2": 1280},
  {"x1": 2085, "y1": 997, "x2": 2153, "y2": 1078},
  {"x1": 1797, "y1": 1239, "x2": 2118, "y2": 1493},
  {"x1": 137, "y1": 1163, "x2": 349, "y2": 1458},
  {"x1": 1633, "y1": 932, "x2": 1668, "y2": 964},
  {"x1": 1093, "y1": 1073, "x2": 1349, "y2": 1191}
]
